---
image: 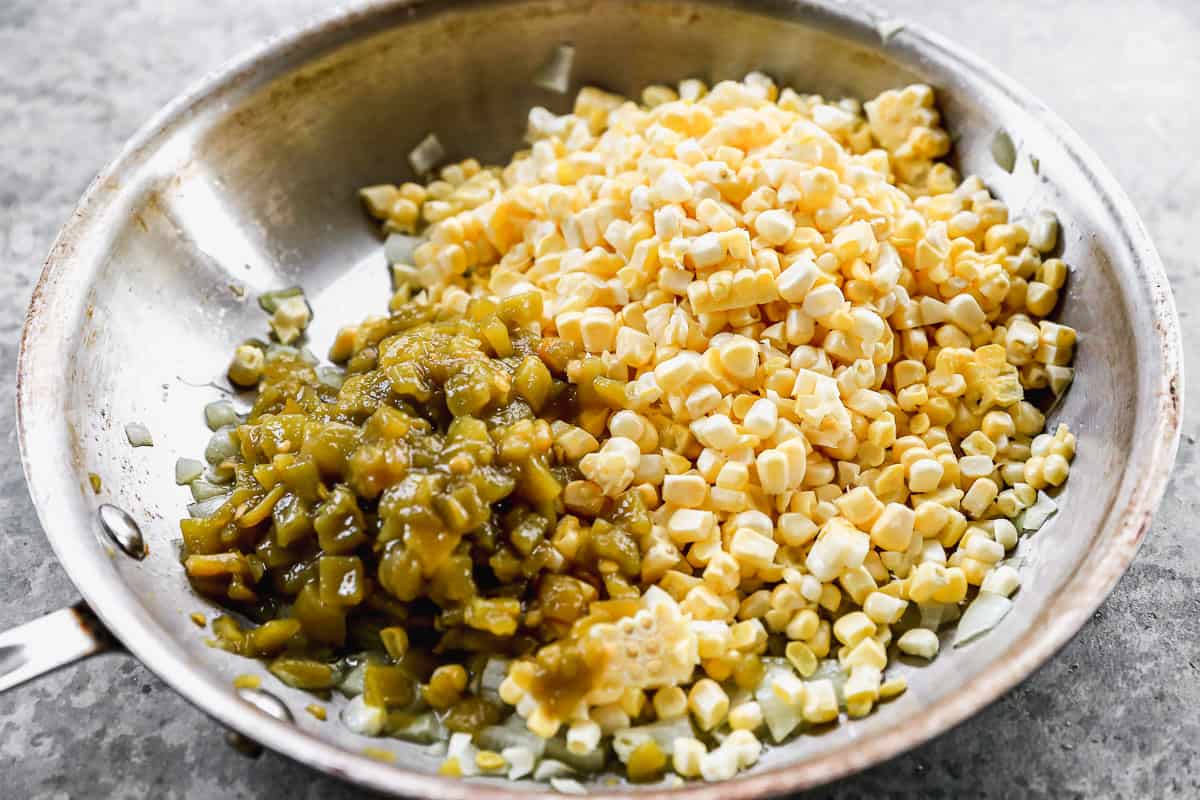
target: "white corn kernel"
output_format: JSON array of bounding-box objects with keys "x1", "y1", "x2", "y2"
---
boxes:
[
  {"x1": 729, "y1": 701, "x2": 764, "y2": 732},
  {"x1": 981, "y1": 564, "x2": 1021, "y2": 597},
  {"x1": 755, "y1": 209, "x2": 797, "y2": 246},
  {"x1": 897, "y1": 628, "x2": 940, "y2": 659}
]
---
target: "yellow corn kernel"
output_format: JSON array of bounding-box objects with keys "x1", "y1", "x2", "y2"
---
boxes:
[
  {"x1": 785, "y1": 641, "x2": 819, "y2": 677},
  {"x1": 424, "y1": 664, "x2": 468, "y2": 710},
  {"x1": 728, "y1": 700, "x2": 764, "y2": 732},
  {"x1": 662, "y1": 473, "x2": 708, "y2": 507},
  {"x1": 879, "y1": 675, "x2": 908, "y2": 699},
  {"x1": 673, "y1": 737, "x2": 707, "y2": 778},
  {"x1": 688, "y1": 679, "x2": 730, "y2": 731},
  {"x1": 785, "y1": 608, "x2": 821, "y2": 642},
  {"x1": 870, "y1": 503, "x2": 916, "y2": 552},
  {"x1": 863, "y1": 590, "x2": 908, "y2": 624},
  {"x1": 645, "y1": 686, "x2": 686, "y2": 722},
  {"x1": 832, "y1": 611, "x2": 876, "y2": 647},
  {"x1": 730, "y1": 527, "x2": 779, "y2": 570},
  {"x1": 730, "y1": 619, "x2": 769, "y2": 653},
  {"x1": 844, "y1": 636, "x2": 887, "y2": 670},
  {"x1": 801, "y1": 679, "x2": 839, "y2": 724},
  {"x1": 908, "y1": 562, "x2": 949, "y2": 604},
  {"x1": 843, "y1": 665, "x2": 882, "y2": 707},
  {"x1": 898, "y1": 627, "x2": 941, "y2": 659}
]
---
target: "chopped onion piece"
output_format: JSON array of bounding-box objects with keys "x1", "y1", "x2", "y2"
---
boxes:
[
  {"x1": 477, "y1": 715, "x2": 547, "y2": 758},
  {"x1": 756, "y1": 663, "x2": 804, "y2": 742},
  {"x1": 1018, "y1": 491, "x2": 1059, "y2": 533},
  {"x1": 204, "y1": 400, "x2": 238, "y2": 430},
  {"x1": 384, "y1": 233, "x2": 423, "y2": 265},
  {"x1": 190, "y1": 479, "x2": 229, "y2": 502},
  {"x1": 812, "y1": 658, "x2": 849, "y2": 705},
  {"x1": 477, "y1": 657, "x2": 511, "y2": 700},
  {"x1": 205, "y1": 427, "x2": 238, "y2": 465},
  {"x1": 533, "y1": 44, "x2": 575, "y2": 94},
  {"x1": 549, "y1": 777, "x2": 587, "y2": 795},
  {"x1": 447, "y1": 732, "x2": 481, "y2": 776},
  {"x1": 532, "y1": 759, "x2": 575, "y2": 782},
  {"x1": 316, "y1": 366, "x2": 345, "y2": 391},
  {"x1": 174, "y1": 458, "x2": 205, "y2": 485},
  {"x1": 953, "y1": 590, "x2": 1013, "y2": 647},
  {"x1": 503, "y1": 746, "x2": 536, "y2": 780},
  {"x1": 125, "y1": 422, "x2": 153, "y2": 447},
  {"x1": 918, "y1": 601, "x2": 957, "y2": 631},
  {"x1": 991, "y1": 130, "x2": 1016, "y2": 173},
  {"x1": 545, "y1": 734, "x2": 606, "y2": 773},
  {"x1": 187, "y1": 494, "x2": 229, "y2": 518},
  {"x1": 341, "y1": 695, "x2": 385, "y2": 737},
  {"x1": 205, "y1": 463, "x2": 234, "y2": 485},
  {"x1": 408, "y1": 132, "x2": 445, "y2": 175},
  {"x1": 335, "y1": 653, "x2": 387, "y2": 697}
]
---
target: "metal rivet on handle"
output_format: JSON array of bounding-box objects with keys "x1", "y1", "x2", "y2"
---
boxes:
[{"x1": 97, "y1": 504, "x2": 147, "y2": 560}]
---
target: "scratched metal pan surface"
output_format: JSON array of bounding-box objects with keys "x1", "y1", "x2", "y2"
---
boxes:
[{"x1": 6, "y1": 0, "x2": 1181, "y2": 796}]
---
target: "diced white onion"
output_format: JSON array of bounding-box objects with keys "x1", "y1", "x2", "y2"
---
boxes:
[
  {"x1": 187, "y1": 494, "x2": 229, "y2": 518},
  {"x1": 203, "y1": 400, "x2": 239, "y2": 430},
  {"x1": 953, "y1": 590, "x2": 1013, "y2": 647},
  {"x1": 341, "y1": 695, "x2": 386, "y2": 736},
  {"x1": 447, "y1": 732, "x2": 481, "y2": 776},
  {"x1": 1018, "y1": 491, "x2": 1059, "y2": 533},
  {"x1": 533, "y1": 759, "x2": 575, "y2": 782},
  {"x1": 384, "y1": 233, "x2": 424, "y2": 265},
  {"x1": 756, "y1": 664, "x2": 803, "y2": 742},
  {"x1": 190, "y1": 479, "x2": 229, "y2": 502},
  {"x1": 549, "y1": 777, "x2": 587, "y2": 795},
  {"x1": 991, "y1": 130, "x2": 1016, "y2": 173},
  {"x1": 503, "y1": 746, "x2": 536, "y2": 780},
  {"x1": 125, "y1": 422, "x2": 153, "y2": 447},
  {"x1": 204, "y1": 428, "x2": 238, "y2": 465},
  {"x1": 533, "y1": 44, "x2": 575, "y2": 94},
  {"x1": 174, "y1": 458, "x2": 205, "y2": 485},
  {"x1": 408, "y1": 132, "x2": 445, "y2": 175}
]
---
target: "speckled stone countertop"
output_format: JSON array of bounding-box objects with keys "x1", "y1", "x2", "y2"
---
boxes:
[{"x1": 1, "y1": 1, "x2": 1197, "y2": 798}]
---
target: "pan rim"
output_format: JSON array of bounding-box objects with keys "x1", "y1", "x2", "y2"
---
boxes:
[{"x1": 15, "y1": 1, "x2": 1183, "y2": 797}]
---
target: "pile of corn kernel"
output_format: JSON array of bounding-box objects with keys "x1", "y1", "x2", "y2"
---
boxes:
[{"x1": 360, "y1": 74, "x2": 1077, "y2": 784}]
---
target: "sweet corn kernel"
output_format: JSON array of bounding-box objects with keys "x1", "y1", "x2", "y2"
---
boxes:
[
  {"x1": 673, "y1": 738, "x2": 707, "y2": 778},
  {"x1": 981, "y1": 564, "x2": 1021, "y2": 597},
  {"x1": 785, "y1": 641, "x2": 819, "y2": 677},
  {"x1": 879, "y1": 676, "x2": 908, "y2": 699},
  {"x1": 898, "y1": 628, "x2": 940, "y2": 659},
  {"x1": 730, "y1": 528, "x2": 779, "y2": 570},
  {"x1": 801, "y1": 679, "x2": 839, "y2": 724},
  {"x1": 863, "y1": 591, "x2": 908, "y2": 625},
  {"x1": 832, "y1": 611, "x2": 876, "y2": 647},
  {"x1": 689, "y1": 679, "x2": 730, "y2": 731},
  {"x1": 870, "y1": 503, "x2": 916, "y2": 552},
  {"x1": 729, "y1": 701, "x2": 764, "y2": 731},
  {"x1": 663, "y1": 473, "x2": 708, "y2": 508},
  {"x1": 785, "y1": 609, "x2": 821, "y2": 642}
]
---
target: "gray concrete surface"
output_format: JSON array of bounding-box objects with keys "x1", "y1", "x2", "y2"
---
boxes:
[{"x1": 1, "y1": 1, "x2": 1197, "y2": 798}]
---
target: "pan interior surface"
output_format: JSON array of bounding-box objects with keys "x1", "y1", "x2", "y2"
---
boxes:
[{"x1": 17, "y1": 1, "x2": 1179, "y2": 797}]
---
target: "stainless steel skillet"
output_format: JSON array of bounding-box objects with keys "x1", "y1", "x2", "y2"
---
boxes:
[{"x1": 3, "y1": 0, "x2": 1182, "y2": 797}]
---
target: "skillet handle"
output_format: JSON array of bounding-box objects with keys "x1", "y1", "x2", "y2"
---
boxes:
[{"x1": 0, "y1": 602, "x2": 116, "y2": 693}]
